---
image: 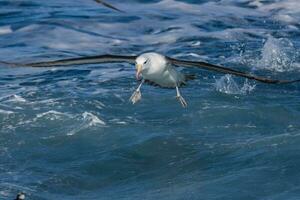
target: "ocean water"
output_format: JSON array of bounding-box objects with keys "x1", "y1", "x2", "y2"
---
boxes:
[{"x1": 1, "y1": 0, "x2": 300, "y2": 199}]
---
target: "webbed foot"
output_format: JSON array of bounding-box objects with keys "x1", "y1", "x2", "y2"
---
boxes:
[
  {"x1": 176, "y1": 95, "x2": 187, "y2": 108},
  {"x1": 129, "y1": 89, "x2": 142, "y2": 104}
]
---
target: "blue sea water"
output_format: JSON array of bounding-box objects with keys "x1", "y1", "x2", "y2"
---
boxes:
[{"x1": 1, "y1": 0, "x2": 300, "y2": 199}]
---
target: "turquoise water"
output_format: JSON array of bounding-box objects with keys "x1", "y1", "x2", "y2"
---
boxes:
[{"x1": 1, "y1": 0, "x2": 300, "y2": 199}]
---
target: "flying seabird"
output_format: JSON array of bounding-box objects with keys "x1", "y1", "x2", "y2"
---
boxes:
[{"x1": 1, "y1": 52, "x2": 300, "y2": 107}]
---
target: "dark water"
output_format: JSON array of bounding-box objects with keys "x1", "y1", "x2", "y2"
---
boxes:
[{"x1": 1, "y1": 0, "x2": 300, "y2": 199}]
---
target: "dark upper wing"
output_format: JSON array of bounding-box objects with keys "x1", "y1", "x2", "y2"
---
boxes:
[
  {"x1": 0, "y1": 54, "x2": 136, "y2": 67},
  {"x1": 94, "y1": 0, "x2": 124, "y2": 13},
  {"x1": 167, "y1": 57, "x2": 300, "y2": 84}
]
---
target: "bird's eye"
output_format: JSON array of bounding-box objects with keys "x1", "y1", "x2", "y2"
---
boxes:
[{"x1": 144, "y1": 59, "x2": 148, "y2": 64}]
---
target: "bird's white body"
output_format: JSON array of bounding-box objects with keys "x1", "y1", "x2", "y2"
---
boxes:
[
  {"x1": 131, "y1": 52, "x2": 188, "y2": 107},
  {"x1": 136, "y1": 53, "x2": 185, "y2": 88}
]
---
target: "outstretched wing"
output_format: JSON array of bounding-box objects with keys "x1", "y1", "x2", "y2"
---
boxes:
[
  {"x1": 1, "y1": 54, "x2": 136, "y2": 67},
  {"x1": 94, "y1": 0, "x2": 124, "y2": 13},
  {"x1": 167, "y1": 57, "x2": 300, "y2": 84},
  {"x1": 2, "y1": 53, "x2": 299, "y2": 84}
]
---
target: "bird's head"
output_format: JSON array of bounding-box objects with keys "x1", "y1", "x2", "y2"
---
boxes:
[{"x1": 135, "y1": 54, "x2": 150, "y2": 80}]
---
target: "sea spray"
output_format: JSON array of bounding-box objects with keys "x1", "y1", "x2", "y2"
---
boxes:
[
  {"x1": 215, "y1": 74, "x2": 255, "y2": 94},
  {"x1": 258, "y1": 35, "x2": 298, "y2": 72}
]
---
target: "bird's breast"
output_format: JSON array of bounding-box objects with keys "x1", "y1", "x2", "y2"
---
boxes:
[{"x1": 142, "y1": 65, "x2": 185, "y2": 88}]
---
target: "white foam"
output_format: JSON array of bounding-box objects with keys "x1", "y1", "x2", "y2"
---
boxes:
[
  {"x1": 7, "y1": 95, "x2": 27, "y2": 103},
  {"x1": 36, "y1": 110, "x2": 72, "y2": 120},
  {"x1": 240, "y1": 80, "x2": 256, "y2": 94},
  {"x1": 215, "y1": 74, "x2": 241, "y2": 94},
  {"x1": 157, "y1": 0, "x2": 195, "y2": 12},
  {"x1": 0, "y1": 190, "x2": 9, "y2": 198},
  {"x1": 82, "y1": 112, "x2": 106, "y2": 126},
  {"x1": 0, "y1": 25, "x2": 12, "y2": 35},
  {"x1": 110, "y1": 118, "x2": 127, "y2": 125},
  {"x1": 93, "y1": 100, "x2": 106, "y2": 109},
  {"x1": 259, "y1": 0, "x2": 300, "y2": 14},
  {"x1": 17, "y1": 24, "x2": 40, "y2": 32},
  {"x1": 215, "y1": 74, "x2": 255, "y2": 95},
  {"x1": 0, "y1": 109, "x2": 14, "y2": 115},
  {"x1": 189, "y1": 41, "x2": 201, "y2": 47},
  {"x1": 111, "y1": 39, "x2": 123, "y2": 45},
  {"x1": 157, "y1": 0, "x2": 261, "y2": 16},
  {"x1": 17, "y1": 111, "x2": 73, "y2": 125},
  {"x1": 275, "y1": 14, "x2": 297, "y2": 24},
  {"x1": 257, "y1": 36, "x2": 298, "y2": 72},
  {"x1": 248, "y1": 0, "x2": 263, "y2": 8},
  {"x1": 257, "y1": 0, "x2": 300, "y2": 25},
  {"x1": 186, "y1": 53, "x2": 202, "y2": 58}
]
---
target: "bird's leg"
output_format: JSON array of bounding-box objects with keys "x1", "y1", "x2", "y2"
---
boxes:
[
  {"x1": 129, "y1": 79, "x2": 144, "y2": 104},
  {"x1": 175, "y1": 86, "x2": 187, "y2": 108}
]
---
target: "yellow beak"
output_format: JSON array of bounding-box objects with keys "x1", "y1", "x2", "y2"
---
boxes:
[{"x1": 135, "y1": 64, "x2": 142, "y2": 80}]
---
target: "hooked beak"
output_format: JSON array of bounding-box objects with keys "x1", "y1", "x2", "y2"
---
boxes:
[{"x1": 135, "y1": 64, "x2": 142, "y2": 80}]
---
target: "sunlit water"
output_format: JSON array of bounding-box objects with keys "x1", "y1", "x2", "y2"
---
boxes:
[{"x1": 1, "y1": 0, "x2": 300, "y2": 199}]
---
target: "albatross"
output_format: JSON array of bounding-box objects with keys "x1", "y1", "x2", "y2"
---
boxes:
[{"x1": 1, "y1": 52, "x2": 300, "y2": 107}]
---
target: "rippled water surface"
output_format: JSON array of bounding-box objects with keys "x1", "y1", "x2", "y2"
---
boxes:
[{"x1": 1, "y1": 0, "x2": 300, "y2": 199}]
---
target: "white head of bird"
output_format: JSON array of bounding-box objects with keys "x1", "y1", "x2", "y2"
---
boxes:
[
  {"x1": 135, "y1": 52, "x2": 168, "y2": 81},
  {"x1": 135, "y1": 55, "x2": 147, "y2": 80}
]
